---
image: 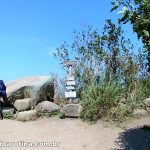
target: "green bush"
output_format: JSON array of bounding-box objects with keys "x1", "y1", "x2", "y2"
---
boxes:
[
  {"x1": 3, "y1": 112, "x2": 14, "y2": 119},
  {"x1": 80, "y1": 76, "x2": 150, "y2": 122},
  {"x1": 138, "y1": 76, "x2": 150, "y2": 100},
  {"x1": 80, "y1": 81, "x2": 122, "y2": 121},
  {"x1": 58, "y1": 112, "x2": 65, "y2": 119},
  {"x1": 107, "y1": 102, "x2": 133, "y2": 122}
]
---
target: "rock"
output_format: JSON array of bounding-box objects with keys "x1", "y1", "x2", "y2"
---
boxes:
[
  {"x1": 143, "y1": 98, "x2": 150, "y2": 107},
  {"x1": 133, "y1": 109, "x2": 149, "y2": 118},
  {"x1": 146, "y1": 108, "x2": 150, "y2": 114},
  {"x1": 14, "y1": 98, "x2": 32, "y2": 112},
  {"x1": 16, "y1": 110, "x2": 37, "y2": 121},
  {"x1": 61, "y1": 104, "x2": 82, "y2": 117},
  {"x1": 35, "y1": 101, "x2": 60, "y2": 113},
  {"x1": 6, "y1": 76, "x2": 55, "y2": 108},
  {"x1": 34, "y1": 80, "x2": 54, "y2": 105}
]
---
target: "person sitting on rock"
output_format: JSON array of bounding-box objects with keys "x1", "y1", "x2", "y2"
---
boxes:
[{"x1": 0, "y1": 80, "x2": 7, "y2": 119}]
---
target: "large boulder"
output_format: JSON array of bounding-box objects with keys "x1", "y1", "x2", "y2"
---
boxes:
[
  {"x1": 35, "y1": 101, "x2": 60, "y2": 113},
  {"x1": 61, "y1": 104, "x2": 82, "y2": 117},
  {"x1": 6, "y1": 76, "x2": 54, "y2": 108},
  {"x1": 14, "y1": 98, "x2": 32, "y2": 112},
  {"x1": 16, "y1": 110, "x2": 38, "y2": 121}
]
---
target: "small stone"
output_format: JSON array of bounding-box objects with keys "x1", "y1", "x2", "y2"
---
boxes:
[
  {"x1": 133, "y1": 109, "x2": 149, "y2": 118},
  {"x1": 62, "y1": 104, "x2": 82, "y2": 117},
  {"x1": 143, "y1": 98, "x2": 150, "y2": 106},
  {"x1": 16, "y1": 110, "x2": 37, "y2": 121}
]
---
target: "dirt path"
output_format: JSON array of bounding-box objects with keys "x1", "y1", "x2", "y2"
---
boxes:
[{"x1": 0, "y1": 117, "x2": 149, "y2": 150}]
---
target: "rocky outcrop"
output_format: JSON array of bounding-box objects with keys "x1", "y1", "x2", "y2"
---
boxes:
[
  {"x1": 6, "y1": 76, "x2": 54, "y2": 108},
  {"x1": 4, "y1": 76, "x2": 55, "y2": 121},
  {"x1": 61, "y1": 104, "x2": 82, "y2": 117},
  {"x1": 5, "y1": 76, "x2": 83, "y2": 121}
]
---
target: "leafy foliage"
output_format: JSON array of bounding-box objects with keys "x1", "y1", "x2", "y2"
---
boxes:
[
  {"x1": 3, "y1": 112, "x2": 14, "y2": 119},
  {"x1": 137, "y1": 76, "x2": 150, "y2": 103},
  {"x1": 54, "y1": 20, "x2": 149, "y2": 122},
  {"x1": 80, "y1": 81, "x2": 122, "y2": 121},
  {"x1": 54, "y1": 26, "x2": 103, "y2": 91},
  {"x1": 111, "y1": 0, "x2": 150, "y2": 71}
]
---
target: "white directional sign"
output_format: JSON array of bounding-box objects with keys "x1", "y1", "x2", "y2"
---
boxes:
[
  {"x1": 65, "y1": 91, "x2": 76, "y2": 98},
  {"x1": 66, "y1": 86, "x2": 75, "y2": 90},
  {"x1": 67, "y1": 76, "x2": 75, "y2": 81},
  {"x1": 66, "y1": 81, "x2": 76, "y2": 86}
]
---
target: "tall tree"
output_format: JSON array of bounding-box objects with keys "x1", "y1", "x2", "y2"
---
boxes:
[{"x1": 111, "y1": 0, "x2": 150, "y2": 71}]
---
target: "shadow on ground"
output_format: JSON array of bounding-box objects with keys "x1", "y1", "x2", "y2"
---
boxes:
[{"x1": 114, "y1": 127, "x2": 150, "y2": 150}]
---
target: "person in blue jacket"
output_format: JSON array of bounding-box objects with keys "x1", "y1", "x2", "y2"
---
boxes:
[{"x1": 0, "y1": 80, "x2": 7, "y2": 119}]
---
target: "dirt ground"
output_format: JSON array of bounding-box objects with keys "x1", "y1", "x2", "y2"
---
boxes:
[
  {"x1": 4, "y1": 77, "x2": 150, "y2": 150},
  {"x1": 0, "y1": 117, "x2": 150, "y2": 150}
]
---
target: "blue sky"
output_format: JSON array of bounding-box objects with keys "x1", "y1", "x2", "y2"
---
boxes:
[{"x1": 0, "y1": 0, "x2": 141, "y2": 83}]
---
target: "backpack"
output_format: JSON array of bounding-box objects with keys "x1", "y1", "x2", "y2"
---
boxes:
[{"x1": 0, "y1": 80, "x2": 7, "y2": 98}]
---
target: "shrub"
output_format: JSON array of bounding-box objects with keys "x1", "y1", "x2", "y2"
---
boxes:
[
  {"x1": 58, "y1": 112, "x2": 65, "y2": 119},
  {"x1": 3, "y1": 112, "x2": 14, "y2": 119},
  {"x1": 107, "y1": 102, "x2": 133, "y2": 122},
  {"x1": 139, "y1": 76, "x2": 150, "y2": 100},
  {"x1": 80, "y1": 81, "x2": 122, "y2": 121}
]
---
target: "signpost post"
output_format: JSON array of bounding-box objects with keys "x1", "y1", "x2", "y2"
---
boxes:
[{"x1": 64, "y1": 61, "x2": 77, "y2": 103}]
